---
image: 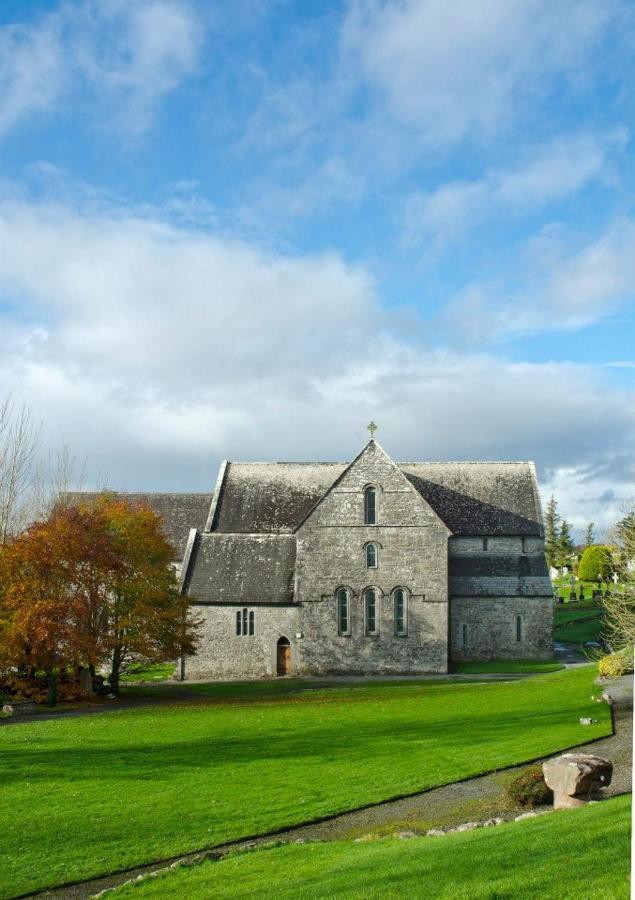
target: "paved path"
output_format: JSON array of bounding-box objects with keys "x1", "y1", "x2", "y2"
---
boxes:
[{"x1": 30, "y1": 674, "x2": 632, "y2": 900}]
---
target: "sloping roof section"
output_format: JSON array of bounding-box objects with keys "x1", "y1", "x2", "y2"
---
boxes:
[
  {"x1": 63, "y1": 492, "x2": 213, "y2": 559},
  {"x1": 183, "y1": 533, "x2": 296, "y2": 604},
  {"x1": 210, "y1": 459, "x2": 543, "y2": 536},
  {"x1": 212, "y1": 462, "x2": 346, "y2": 533},
  {"x1": 400, "y1": 463, "x2": 543, "y2": 536}
]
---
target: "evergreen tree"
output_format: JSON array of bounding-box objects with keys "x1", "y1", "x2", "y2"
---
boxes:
[
  {"x1": 544, "y1": 496, "x2": 560, "y2": 567},
  {"x1": 558, "y1": 519, "x2": 574, "y2": 561},
  {"x1": 584, "y1": 522, "x2": 594, "y2": 547}
]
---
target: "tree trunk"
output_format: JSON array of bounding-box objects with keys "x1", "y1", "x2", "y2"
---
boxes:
[
  {"x1": 109, "y1": 645, "x2": 122, "y2": 695},
  {"x1": 47, "y1": 670, "x2": 57, "y2": 707}
]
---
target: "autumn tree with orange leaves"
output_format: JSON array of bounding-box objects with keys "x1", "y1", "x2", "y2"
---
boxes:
[
  {"x1": 0, "y1": 495, "x2": 199, "y2": 703},
  {"x1": 95, "y1": 495, "x2": 199, "y2": 695}
]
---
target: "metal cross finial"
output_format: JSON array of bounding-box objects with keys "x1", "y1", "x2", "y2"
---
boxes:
[{"x1": 367, "y1": 420, "x2": 377, "y2": 438}]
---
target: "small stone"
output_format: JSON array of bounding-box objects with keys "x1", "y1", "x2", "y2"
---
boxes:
[
  {"x1": 397, "y1": 830, "x2": 417, "y2": 839},
  {"x1": 482, "y1": 818, "x2": 503, "y2": 827},
  {"x1": 455, "y1": 822, "x2": 481, "y2": 832},
  {"x1": 579, "y1": 717, "x2": 598, "y2": 725},
  {"x1": 426, "y1": 829, "x2": 446, "y2": 837},
  {"x1": 514, "y1": 812, "x2": 538, "y2": 821},
  {"x1": 294, "y1": 838, "x2": 306, "y2": 844}
]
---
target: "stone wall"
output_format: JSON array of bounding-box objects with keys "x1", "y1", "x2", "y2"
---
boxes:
[
  {"x1": 184, "y1": 604, "x2": 300, "y2": 679},
  {"x1": 448, "y1": 532, "x2": 553, "y2": 661},
  {"x1": 295, "y1": 441, "x2": 450, "y2": 674},
  {"x1": 449, "y1": 596, "x2": 553, "y2": 661}
]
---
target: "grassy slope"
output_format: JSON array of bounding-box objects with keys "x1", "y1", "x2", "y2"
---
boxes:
[
  {"x1": 116, "y1": 794, "x2": 631, "y2": 900},
  {"x1": 120, "y1": 663, "x2": 176, "y2": 683},
  {"x1": 0, "y1": 666, "x2": 610, "y2": 898},
  {"x1": 554, "y1": 606, "x2": 605, "y2": 645}
]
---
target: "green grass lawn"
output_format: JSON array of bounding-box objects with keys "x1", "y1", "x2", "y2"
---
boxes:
[
  {"x1": 0, "y1": 666, "x2": 610, "y2": 898},
  {"x1": 553, "y1": 606, "x2": 605, "y2": 645},
  {"x1": 115, "y1": 794, "x2": 631, "y2": 900},
  {"x1": 452, "y1": 660, "x2": 563, "y2": 674},
  {"x1": 120, "y1": 662, "x2": 177, "y2": 683}
]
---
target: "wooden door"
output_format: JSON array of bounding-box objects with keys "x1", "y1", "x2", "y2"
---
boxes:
[{"x1": 277, "y1": 642, "x2": 291, "y2": 676}]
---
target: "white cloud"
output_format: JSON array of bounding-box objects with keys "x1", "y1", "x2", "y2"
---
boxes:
[
  {"x1": 0, "y1": 18, "x2": 65, "y2": 136},
  {"x1": 442, "y1": 218, "x2": 635, "y2": 341},
  {"x1": 541, "y1": 465, "x2": 635, "y2": 537},
  {"x1": 0, "y1": 0, "x2": 204, "y2": 140},
  {"x1": 404, "y1": 132, "x2": 623, "y2": 247},
  {"x1": 0, "y1": 195, "x2": 634, "y2": 531},
  {"x1": 343, "y1": 0, "x2": 618, "y2": 145},
  {"x1": 69, "y1": 0, "x2": 203, "y2": 135}
]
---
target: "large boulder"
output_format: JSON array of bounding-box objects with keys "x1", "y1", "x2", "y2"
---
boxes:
[{"x1": 542, "y1": 754, "x2": 613, "y2": 809}]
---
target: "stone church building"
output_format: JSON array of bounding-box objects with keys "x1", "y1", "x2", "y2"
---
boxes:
[{"x1": 76, "y1": 439, "x2": 554, "y2": 678}]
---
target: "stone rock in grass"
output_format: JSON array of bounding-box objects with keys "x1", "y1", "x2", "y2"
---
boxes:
[
  {"x1": 454, "y1": 822, "x2": 481, "y2": 832},
  {"x1": 542, "y1": 754, "x2": 613, "y2": 809},
  {"x1": 483, "y1": 818, "x2": 504, "y2": 827},
  {"x1": 579, "y1": 717, "x2": 598, "y2": 725},
  {"x1": 2, "y1": 701, "x2": 36, "y2": 716},
  {"x1": 397, "y1": 830, "x2": 418, "y2": 839},
  {"x1": 514, "y1": 812, "x2": 539, "y2": 821},
  {"x1": 426, "y1": 829, "x2": 446, "y2": 837}
]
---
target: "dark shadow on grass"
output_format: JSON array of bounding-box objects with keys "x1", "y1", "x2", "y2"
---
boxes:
[{"x1": 0, "y1": 700, "x2": 611, "y2": 788}]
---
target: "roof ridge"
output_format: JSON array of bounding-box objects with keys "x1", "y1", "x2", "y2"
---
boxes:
[
  {"x1": 399, "y1": 461, "x2": 534, "y2": 466},
  {"x1": 217, "y1": 460, "x2": 533, "y2": 467}
]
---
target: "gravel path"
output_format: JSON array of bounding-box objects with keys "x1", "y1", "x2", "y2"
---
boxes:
[{"x1": 29, "y1": 673, "x2": 632, "y2": 900}]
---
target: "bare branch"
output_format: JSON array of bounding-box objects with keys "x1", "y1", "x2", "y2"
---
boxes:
[{"x1": 0, "y1": 396, "x2": 41, "y2": 542}]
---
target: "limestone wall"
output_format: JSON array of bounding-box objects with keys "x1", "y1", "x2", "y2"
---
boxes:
[
  {"x1": 449, "y1": 596, "x2": 553, "y2": 661},
  {"x1": 183, "y1": 604, "x2": 300, "y2": 679},
  {"x1": 295, "y1": 441, "x2": 450, "y2": 674}
]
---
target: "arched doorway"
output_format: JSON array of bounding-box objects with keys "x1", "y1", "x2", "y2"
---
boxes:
[{"x1": 276, "y1": 637, "x2": 291, "y2": 676}]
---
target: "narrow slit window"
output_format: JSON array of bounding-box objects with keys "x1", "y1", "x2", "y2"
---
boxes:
[
  {"x1": 236, "y1": 610, "x2": 242, "y2": 636},
  {"x1": 242, "y1": 608, "x2": 248, "y2": 636},
  {"x1": 337, "y1": 589, "x2": 350, "y2": 636},
  {"x1": 482, "y1": 537, "x2": 489, "y2": 551},
  {"x1": 462, "y1": 623, "x2": 468, "y2": 648},
  {"x1": 249, "y1": 610, "x2": 255, "y2": 636},
  {"x1": 365, "y1": 589, "x2": 378, "y2": 635},
  {"x1": 516, "y1": 615, "x2": 522, "y2": 642},
  {"x1": 394, "y1": 589, "x2": 407, "y2": 636},
  {"x1": 364, "y1": 486, "x2": 376, "y2": 525},
  {"x1": 366, "y1": 543, "x2": 378, "y2": 568}
]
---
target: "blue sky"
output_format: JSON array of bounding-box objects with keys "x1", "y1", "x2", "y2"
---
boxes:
[{"x1": 1, "y1": 0, "x2": 634, "y2": 533}]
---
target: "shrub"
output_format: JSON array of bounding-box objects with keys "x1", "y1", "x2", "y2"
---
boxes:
[
  {"x1": 598, "y1": 651, "x2": 633, "y2": 678},
  {"x1": 0, "y1": 671, "x2": 87, "y2": 704},
  {"x1": 578, "y1": 546, "x2": 613, "y2": 582},
  {"x1": 506, "y1": 766, "x2": 553, "y2": 808}
]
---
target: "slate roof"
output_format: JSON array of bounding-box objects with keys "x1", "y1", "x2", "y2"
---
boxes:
[
  {"x1": 212, "y1": 462, "x2": 347, "y2": 534},
  {"x1": 63, "y1": 492, "x2": 213, "y2": 559},
  {"x1": 400, "y1": 462, "x2": 544, "y2": 536},
  {"x1": 210, "y1": 460, "x2": 543, "y2": 536},
  {"x1": 183, "y1": 533, "x2": 296, "y2": 604}
]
